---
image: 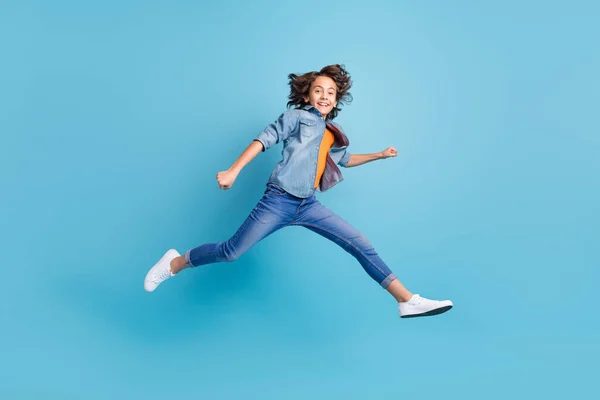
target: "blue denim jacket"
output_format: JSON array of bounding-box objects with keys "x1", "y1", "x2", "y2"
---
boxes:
[{"x1": 254, "y1": 105, "x2": 352, "y2": 198}]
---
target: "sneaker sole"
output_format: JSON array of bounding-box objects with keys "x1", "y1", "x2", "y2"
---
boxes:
[{"x1": 400, "y1": 305, "x2": 453, "y2": 319}]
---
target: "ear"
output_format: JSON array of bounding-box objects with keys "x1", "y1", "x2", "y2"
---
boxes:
[{"x1": 303, "y1": 95, "x2": 309, "y2": 103}]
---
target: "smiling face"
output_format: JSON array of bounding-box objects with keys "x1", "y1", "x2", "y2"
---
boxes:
[{"x1": 304, "y1": 75, "x2": 338, "y2": 118}]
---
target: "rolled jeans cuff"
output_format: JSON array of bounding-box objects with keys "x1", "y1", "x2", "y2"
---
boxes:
[
  {"x1": 184, "y1": 249, "x2": 193, "y2": 267},
  {"x1": 380, "y1": 273, "x2": 396, "y2": 289}
]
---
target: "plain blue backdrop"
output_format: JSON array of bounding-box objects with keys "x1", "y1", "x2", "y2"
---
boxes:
[{"x1": 1, "y1": 1, "x2": 598, "y2": 399}]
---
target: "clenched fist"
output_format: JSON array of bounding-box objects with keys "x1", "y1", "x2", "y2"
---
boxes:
[
  {"x1": 216, "y1": 169, "x2": 238, "y2": 190},
  {"x1": 381, "y1": 146, "x2": 398, "y2": 159}
]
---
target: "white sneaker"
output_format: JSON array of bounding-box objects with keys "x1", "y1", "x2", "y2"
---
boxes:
[
  {"x1": 398, "y1": 294, "x2": 453, "y2": 318},
  {"x1": 144, "y1": 249, "x2": 180, "y2": 292}
]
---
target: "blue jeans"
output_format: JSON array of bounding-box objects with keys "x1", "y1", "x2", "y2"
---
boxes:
[{"x1": 184, "y1": 184, "x2": 397, "y2": 288}]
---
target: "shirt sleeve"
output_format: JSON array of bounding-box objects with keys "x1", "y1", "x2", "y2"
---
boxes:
[
  {"x1": 329, "y1": 147, "x2": 352, "y2": 167},
  {"x1": 254, "y1": 110, "x2": 299, "y2": 152},
  {"x1": 338, "y1": 149, "x2": 352, "y2": 167}
]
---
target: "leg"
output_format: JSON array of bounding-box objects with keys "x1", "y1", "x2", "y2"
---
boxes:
[
  {"x1": 177, "y1": 189, "x2": 295, "y2": 272},
  {"x1": 292, "y1": 197, "x2": 453, "y2": 317},
  {"x1": 177, "y1": 206, "x2": 287, "y2": 271},
  {"x1": 169, "y1": 215, "x2": 286, "y2": 274},
  {"x1": 144, "y1": 185, "x2": 298, "y2": 292},
  {"x1": 385, "y1": 279, "x2": 414, "y2": 303},
  {"x1": 292, "y1": 197, "x2": 411, "y2": 301}
]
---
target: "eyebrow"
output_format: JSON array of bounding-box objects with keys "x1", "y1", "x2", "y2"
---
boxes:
[{"x1": 313, "y1": 85, "x2": 337, "y2": 91}]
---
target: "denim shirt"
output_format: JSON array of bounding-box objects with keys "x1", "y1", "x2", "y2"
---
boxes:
[{"x1": 254, "y1": 105, "x2": 352, "y2": 198}]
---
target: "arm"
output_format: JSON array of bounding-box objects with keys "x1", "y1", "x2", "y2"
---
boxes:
[
  {"x1": 345, "y1": 152, "x2": 383, "y2": 168},
  {"x1": 344, "y1": 146, "x2": 398, "y2": 168},
  {"x1": 217, "y1": 111, "x2": 298, "y2": 190},
  {"x1": 216, "y1": 140, "x2": 264, "y2": 190},
  {"x1": 229, "y1": 140, "x2": 264, "y2": 174}
]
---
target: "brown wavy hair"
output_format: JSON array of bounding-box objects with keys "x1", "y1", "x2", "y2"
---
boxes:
[{"x1": 287, "y1": 64, "x2": 353, "y2": 120}]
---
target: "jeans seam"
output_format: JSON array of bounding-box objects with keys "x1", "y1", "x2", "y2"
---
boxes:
[
  {"x1": 292, "y1": 198, "x2": 308, "y2": 220},
  {"x1": 292, "y1": 221, "x2": 391, "y2": 284}
]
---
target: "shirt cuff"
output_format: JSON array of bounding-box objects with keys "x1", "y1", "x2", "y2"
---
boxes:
[{"x1": 339, "y1": 151, "x2": 351, "y2": 167}]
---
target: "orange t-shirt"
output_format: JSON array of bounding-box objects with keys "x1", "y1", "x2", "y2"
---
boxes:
[{"x1": 314, "y1": 128, "x2": 335, "y2": 188}]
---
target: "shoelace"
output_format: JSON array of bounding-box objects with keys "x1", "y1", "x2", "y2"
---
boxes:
[{"x1": 152, "y1": 267, "x2": 172, "y2": 284}]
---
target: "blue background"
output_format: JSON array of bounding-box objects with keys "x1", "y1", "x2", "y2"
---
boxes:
[{"x1": 1, "y1": 1, "x2": 598, "y2": 398}]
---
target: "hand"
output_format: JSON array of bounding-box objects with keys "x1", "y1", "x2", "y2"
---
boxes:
[
  {"x1": 381, "y1": 146, "x2": 398, "y2": 159},
  {"x1": 216, "y1": 169, "x2": 238, "y2": 190}
]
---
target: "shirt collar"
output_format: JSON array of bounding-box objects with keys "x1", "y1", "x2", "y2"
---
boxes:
[{"x1": 302, "y1": 104, "x2": 329, "y2": 119}]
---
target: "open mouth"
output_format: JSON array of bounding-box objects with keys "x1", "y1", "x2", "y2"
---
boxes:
[{"x1": 317, "y1": 102, "x2": 330, "y2": 107}]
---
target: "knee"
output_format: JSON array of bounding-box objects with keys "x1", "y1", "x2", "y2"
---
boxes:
[
  {"x1": 221, "y1": 248, "x2": 239, "y2": 262},
  {"x1": 355, "y1": 242, "x2": 379, "y2": 258},
  {"x1": 223, "y1": 253, "x2": 238, "y2": 262},
  {"x1": 363, "y1": 245, "x2": 378, "y2": 256},
  {"x1": 221, "y1": 242, "x2": 241, "y2": 262},
  {"x1": 353, "y1": 234, "x2": 376, "y2": 252}
]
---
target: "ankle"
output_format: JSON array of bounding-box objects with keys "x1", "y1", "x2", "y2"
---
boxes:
[
  {"x1": 397, "y1": 292, "x2": 414, "y2": 303},
  {"x1": 170, "y1": 256, "x2": 187, "y2": 275}
]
